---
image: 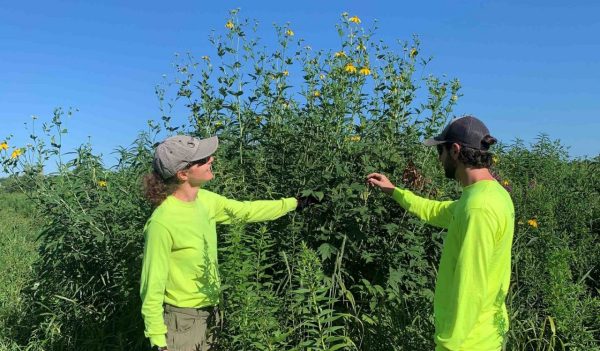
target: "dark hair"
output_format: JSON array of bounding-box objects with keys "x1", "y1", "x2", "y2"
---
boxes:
[
  {"x1": 142, "y1": 171, "x2": 180, "y2": 208},
  {"x1": 443, "y1": 135, "x2": 497, "y2": 168}
]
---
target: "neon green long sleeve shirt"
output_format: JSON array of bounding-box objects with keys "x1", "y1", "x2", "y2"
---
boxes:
[
  {"x1": 140, "y1": 189, "x2": 297, "y2": 347},
  {"x1": 392, "y1": 180, "x2": 514, "y2": 351}
]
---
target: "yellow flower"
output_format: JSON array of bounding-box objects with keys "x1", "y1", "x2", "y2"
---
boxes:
[
  {"x1": 282, "y1": 70, "x2": 289, "y2": 76},
  {"x1": 313, "y1": 90, "x2": 321, "y2": 97},
  {"x1": 11, "y1": 149, "x2": 22, "y2": 159},
  {"x1": 502, "y1": 180, "x2": 510, "y2": 187},
  {"x1": 0, "y1": 142, "x2": 8, "y2": 150},
  {"x1": 350, "y1": 135, "x2": 361, "y2": 142},
  {"x1": 359, "y1": 67, "x2": 371, "y2": 76},
  {"x1": 344, "y1": 63, "x2": 357, "y2": 74},
  {"x1": 225, "y1": 21, "x2": 234, "y2": 29},
  {"x1": 527, "y1": 219, "x2": 538, "y2": 228},
  {"x1": 334, "y1": 51, "x2": 346, "y2": 58},
  {"x1": 349, "y1": 16, "x2": 361, "y2": 24},
  {"x1": 98, "y1": 180, "x2": 107, "y2": 187},
  {"x1": 286, "y1": 29, "x2": 294, "y2": 36},
  {"x1": 410, "y1": 48, "x2": 418, "y2": 58}
]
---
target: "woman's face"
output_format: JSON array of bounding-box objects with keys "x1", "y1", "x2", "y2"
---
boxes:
[{"x1": 184, "y1": 156, "x2": 215, "y2": 186}]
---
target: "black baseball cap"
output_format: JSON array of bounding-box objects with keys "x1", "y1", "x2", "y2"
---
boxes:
[{"x1": 423, "y1": 115, "x2": 493, "y2": 150}]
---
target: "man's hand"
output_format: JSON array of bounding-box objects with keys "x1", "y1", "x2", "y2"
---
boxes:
[{"x1": 366, "y1": 173, "x2": 396, "y2": 194}]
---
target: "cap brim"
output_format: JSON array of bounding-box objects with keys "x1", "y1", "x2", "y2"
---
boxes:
[
  {"x1": 423, "y1": 137, "x2": 446, "y2": 146},
  {"x1": 191, "y1": 136, "x2": 219, "y2": 160}
]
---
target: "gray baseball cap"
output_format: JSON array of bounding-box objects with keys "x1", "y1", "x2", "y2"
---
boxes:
[
  {"x1": 423, "y1": 115, "x2": 492, "y2": 150},
  {"x1": 153, "y1": 135, "x2": 218, "y2": 179}
]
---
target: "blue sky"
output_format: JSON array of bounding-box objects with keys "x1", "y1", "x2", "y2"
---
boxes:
[{"x1": 1, "y1": 0, "x2": 599, "y2": 173}]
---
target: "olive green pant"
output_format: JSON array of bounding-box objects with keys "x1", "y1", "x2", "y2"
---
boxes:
[{"x1": 163, "y1": 304, "x2": 220, "y2": 351}]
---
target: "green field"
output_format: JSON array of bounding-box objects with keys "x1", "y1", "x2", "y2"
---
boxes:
[{"x1": 1, "y1": 12, "x2": 598, "y2": 351}]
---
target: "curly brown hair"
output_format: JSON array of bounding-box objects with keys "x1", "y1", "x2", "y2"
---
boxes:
[
  {"x1": 142, "y1": 172, "x2": 180, "y2": 208},
  {"x1": 442, "y1": 135, "x2": 497, "y2": 168}
]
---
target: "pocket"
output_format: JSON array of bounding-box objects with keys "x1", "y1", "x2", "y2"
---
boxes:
[{"x1": 174, "y1": 312, "x2": 197, "y2": 333}]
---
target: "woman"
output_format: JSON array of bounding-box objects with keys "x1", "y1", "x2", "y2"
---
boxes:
[{"x1": 140, "y1": 135, "x2": 314, "y2": 351}]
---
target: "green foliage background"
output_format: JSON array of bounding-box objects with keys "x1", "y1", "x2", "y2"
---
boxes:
[{"x1": 1, "y1": 11, "x2": 598, "y2": 351}]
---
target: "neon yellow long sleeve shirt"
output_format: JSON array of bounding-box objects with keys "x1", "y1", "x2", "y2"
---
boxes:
[
  {"x1": 392, "y1": 180, "x2": 514, "y2": 351},
  {"x1": 140, "y1": 189, "x2": 297, "y2": 347}
]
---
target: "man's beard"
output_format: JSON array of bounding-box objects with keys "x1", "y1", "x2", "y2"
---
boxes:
[{"x1": 443, "y1": 159, "x2": 457, "y2": 180}]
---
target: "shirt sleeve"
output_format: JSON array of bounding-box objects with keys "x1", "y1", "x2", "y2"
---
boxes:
[
  {"x1": 435, "y1": 207, "x2": 496, "y2": 349},
  {"x1": 210, "y1": 192, "x2": 298, "y2": 224},
  {"x1": 391, "y1": 187, "x2": 457, "y2": 228},
  {"x1": 139, "y1": 220, "x2": 172, "y2": 347}
]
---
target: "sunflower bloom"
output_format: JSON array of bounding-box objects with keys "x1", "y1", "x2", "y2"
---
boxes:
[
  {"x1": 282, "y1": 70, "x2": 289, "y2": 76},
  {"x1": 286, "y1": 29, "x2": 294, "y2": 36},
  {"x1": 344, "y1": 63, "x2": 357, "y2": 74},
  {"x1": 349, "y1": 16, "x2": 361, "y2": 24},
  {"x1": 527, "y1": 219, "x2": 538, "y2": 228},
  {"x1": 225, "y1": 21, "x2": 234, "y2": 29},
  {"x1": 98, "y1": 180, "x2": 107, "y2": 187},
  {"x1": 0, "y1": 142, "x2": 8, "y2": 150},
  {"x1": 359, "y1": 67, "x2": 371, "y2": 76},
  {"x1": 11, "y1": 149, "x2": 22, "y2": 159},
  {"x1": 334, "y1": 51, "x2": 346, "y2": 58},
  {"x1": 313, "y1": 90, "x2": 321, "y2": 97},
  {"x1": 410, "y1": 48, "x2": 418, "y2": 58}
]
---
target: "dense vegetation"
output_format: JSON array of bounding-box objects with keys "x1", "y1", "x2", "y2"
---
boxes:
[{"x1": 1, "y1": 11, "x2": 598, "y2": 351}]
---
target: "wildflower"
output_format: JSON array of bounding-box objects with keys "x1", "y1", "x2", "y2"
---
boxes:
[
  {"x1": 356, "y1": 43, "x2": 366, "y2": 51},
  {"x1": 282, "y1": 70, "x2": 289, "y2": 76},
  {"x1": 201, "y1": 56, "x2": 210, "y2": 61},
  {"x1": 527, "y1": 219, "x2": 538, "y2": 229},
  {"x1": 319, "y1": 74, "x2": 325, "y2": 80},
  {"x1": 313, "y1": 90, "x2": 321, "y2": 97},
  {"x1": 410, "y1": 48, "x2": 418, "y2": 58},
  {"x1": 344, "y1": 63, "x2": 357, "y2": 74},
  {"x1": 0, "y1": 142, "x2": 8, "y2": 150},
  {"x1": 215, "y1": 121, "x2": 223, "y2": 128},
  {"x1": 286, "y1": 29, "x2": 294, "y2": 36},
  {"x1": 349, "y1": 135, "x2": 361, "y2": 142},
  {"x1": 349, "y1": 16, "x2": 361, "y2": 24},
  {"x1": 225, "y1": 21, "x2": 234, "y2": 29},
  {"x1": 11, "y1": 149, "x2": 22, "y2": 159},
  {"x1": 334, "y1": 51, "x2": 346, "y2": 58},
  {"x1": 359, "y1": 67, "x2": 371, "y2": 76},
  {"x1": 98, "y1": 180, "x2": 107, "y2": 187},
  {"x1": 502, "y1": 180, "x2": 510, "y2": 187}
]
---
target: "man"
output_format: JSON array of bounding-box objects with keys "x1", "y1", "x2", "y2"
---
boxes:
[{"x1": 367, "y1": 116, "x2": 514, "y2": 350}]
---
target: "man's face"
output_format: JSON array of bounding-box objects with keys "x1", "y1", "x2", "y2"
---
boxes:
[{"x1": 437, "y1": 144, "x2": 457, "y2": 180}]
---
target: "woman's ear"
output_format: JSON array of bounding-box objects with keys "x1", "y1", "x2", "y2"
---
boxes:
[{"x1": 175, "y1": 169, "x2": 188, "y2": 182}]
